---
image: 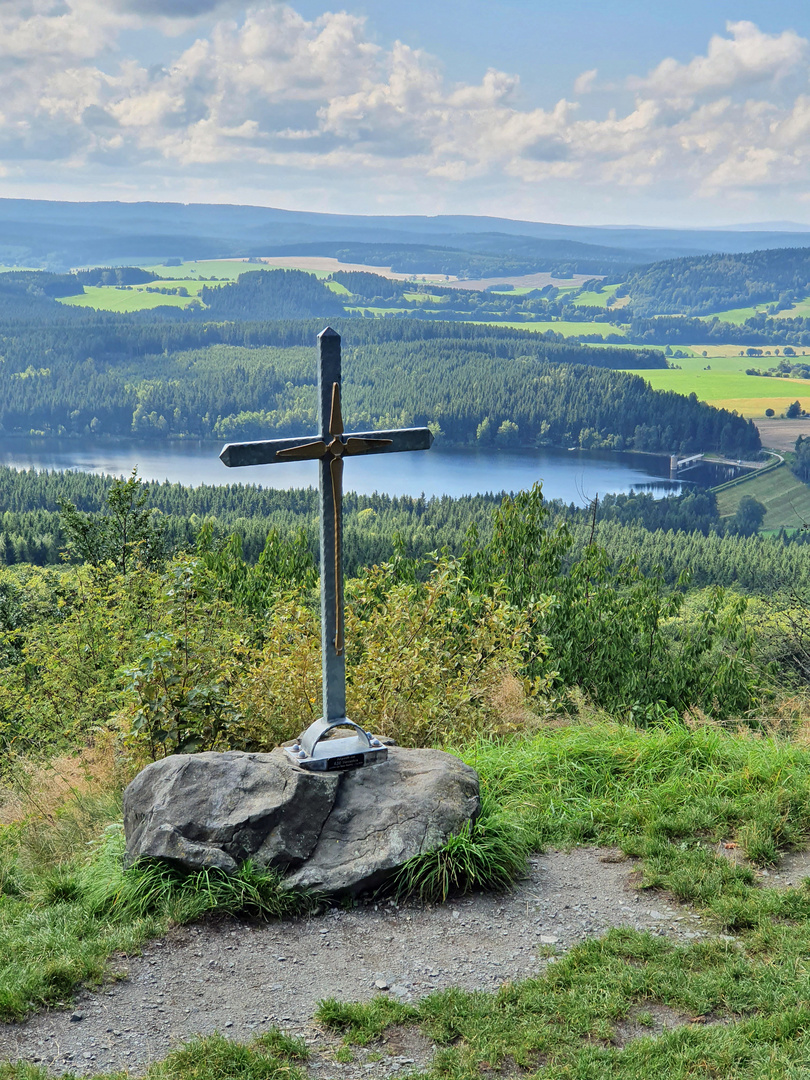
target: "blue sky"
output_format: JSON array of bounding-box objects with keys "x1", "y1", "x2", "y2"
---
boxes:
[{"x1": 5, "y1": 1, "x2": 810, "y2": 226}]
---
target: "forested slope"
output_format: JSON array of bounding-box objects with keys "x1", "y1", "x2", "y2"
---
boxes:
[
  {"x1": 0, "y1": 332, "x2": 758, "y2": 454},
  {"x1": 626, "y1": 247, "x2": 810, "y2": 317}
]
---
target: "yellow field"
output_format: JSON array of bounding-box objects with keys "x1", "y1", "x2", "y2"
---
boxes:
[{"x1": 710, "y1": 396, "x2": 810, "y2": 417}]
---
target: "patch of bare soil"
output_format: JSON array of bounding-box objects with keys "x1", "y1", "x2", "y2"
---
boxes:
[
  {"x1": 754, "y1": 417, "x2": 810, "y2": 451},
  {"x1": 610, "y1": 1002, "x2": 693, "y2": 1047},
  {"x1": 0, "y1": 848, "x2": 713, "y2": 1077},
  {"x1": 712, "y1": 841, "x2": 810, "y2": 889},
  {"x1": 759, "y1": 849, "x2": 810, "y2": 888}
]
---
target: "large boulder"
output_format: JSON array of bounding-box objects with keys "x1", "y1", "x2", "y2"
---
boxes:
[{"x1": 123, "y1": 747, "x2": 479, "y2": 895}]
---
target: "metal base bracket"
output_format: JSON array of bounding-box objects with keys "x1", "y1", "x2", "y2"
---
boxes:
[{"x1": 285, "y1": 717, "x2": 388, "y2": 772}]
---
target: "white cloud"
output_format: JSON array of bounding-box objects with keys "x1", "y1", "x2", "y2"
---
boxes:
[
  {"x1": 1, "y1": 6, "x2": 810, "y2": 212},
  {"x1": 573, "y1": 68, "x2": 597, "y2": 95},
  {"x1": 629, "y1": 20, "x2": 806, "y2": 100}
]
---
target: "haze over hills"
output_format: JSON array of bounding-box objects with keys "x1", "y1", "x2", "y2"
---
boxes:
[{"x1": 7, "y1": 198, "x2": 810, "y2": 277}]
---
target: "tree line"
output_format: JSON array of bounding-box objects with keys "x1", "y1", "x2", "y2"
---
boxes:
[{"x1": 0, "y1": 467, "x2": 799, "y2": 592}]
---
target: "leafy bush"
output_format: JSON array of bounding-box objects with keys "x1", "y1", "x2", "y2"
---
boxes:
[{"x1": 232, "y1": 552, "x2": 549, "y2": 750}]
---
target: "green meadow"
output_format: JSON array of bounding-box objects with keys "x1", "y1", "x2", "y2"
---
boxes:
[
  {"x1": 626, "y1": 353, "x2": 808, "y2": 416},
  {"x1": 776, "y1": 296, "x2": 810, "y2": 319},
  {"x1": 58, "y1": 278, "x2": 212, "y2": 312},
  {"x1": 570, "y1": 283, "x2": 622, "y2": 307},
  {"x1": 58, "y1": 286, "x2": 202, "y2": 313},
  {"x1": 702, "y1": 305, "x2": 768, "y2": 325},
  {"x1": 141, "y1": 259, "x2": 253, "y2": 280}
]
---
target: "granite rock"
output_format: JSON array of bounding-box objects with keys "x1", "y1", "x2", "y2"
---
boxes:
[{"x1": 123, "y1": 747, "x2": 479, "y2": 893}]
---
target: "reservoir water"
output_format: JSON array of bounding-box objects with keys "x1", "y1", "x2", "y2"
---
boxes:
[{"x1": 0, "y1": 436, "x2": 692, "y2": 504}]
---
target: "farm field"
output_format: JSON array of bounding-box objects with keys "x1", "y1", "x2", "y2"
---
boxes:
[
  {"x1": 755, "y1": 417, "x2": 810, "y2": 451},
  {"x1": 140, "y1": 259, "x2": 250, "y2": 280},
  {"x1": 715, "y1": 463, "x2": 810, "y2": 530},
  {"x1": 626, "y1": 352, "x2": 808, "y2": 416},
  {"x1": 468, "y1": 319, "x2": 626, "y2": 337}
]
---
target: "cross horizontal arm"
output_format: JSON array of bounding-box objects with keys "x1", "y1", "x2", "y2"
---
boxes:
[
  {"x1": 220, "y1": 427, "x2": 433, "y2": 467},
  {"x1": 220, "y1": 436, "x2": 325, "y2": 468},
  {"x1": 343, "y1": 427, "x2": 434, "y2": 456}
]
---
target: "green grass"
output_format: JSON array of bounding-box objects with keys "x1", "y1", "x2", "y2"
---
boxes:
[
  {"x1": 775, "y1": 296, "x2": 810, "y2": 319},
  {"x1": 703, "y1": 305, "x2": 769, "y2": 325},
  {"x1": 140, "y1": 260, "x2": 254, "y2": 280},
  {"x1": 392, "y1": 794, "x2": 529, "y2": 902},
  {"x1": 317, "y1": 934, "x2": 810, "y2": 1077},
  {"x1": 0, "y1": 808, "x2": 317, "y2": 1020},
  {"x1": 571, "y1": 283, "x2": 622, "y2": 308},
  {"x1": 626, "y1": 353, "x2": 808, "y2": 415},
  {"x1": 0, "y1": 1029, "x2": 311, "y2": 1080},
  {"x1": 57, "y1": 287, "x2": 202, "y2": 312},
  {"x1": 8, "y1": 721, "x2": 810, "y2": 1042},
  {"x1": 714, "y1": 462, "x2": 810, "y2": 530}
]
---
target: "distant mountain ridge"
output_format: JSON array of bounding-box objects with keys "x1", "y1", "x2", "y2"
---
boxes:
[{"x1": 5, "y1": 197, "x2": 810, "y2": 277}]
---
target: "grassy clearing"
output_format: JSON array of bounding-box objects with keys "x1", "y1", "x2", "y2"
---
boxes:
[
  {"x1": 714, "y1": 463, "x2": 810, "y2": 530},
  {"x1": 58, "y1": 287, "x2": 200, "y2": 313},
  {"x1": 775, "y1": 296, "x2": 810, "y2": 319},
  {"x1": 403, "y1": 291, "x2": 444, "y2": 302},
  {"x1": 703, "y1": 305, "x2": 769, "y2": 325},
  {"x1": 486, "y1": 285, "x2": 536, "y2": 296},
  {"x1": 570, "y1": 283, "x2": 622, "y2": 308}
]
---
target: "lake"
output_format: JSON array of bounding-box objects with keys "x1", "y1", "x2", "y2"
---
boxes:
[{"x1": 0, "y1": 436, "x2": 718, "y2": 504}]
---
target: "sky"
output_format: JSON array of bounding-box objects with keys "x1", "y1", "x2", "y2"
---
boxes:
[{"x1": 5, "y1": 0, "x2": 810, "y2": 226}]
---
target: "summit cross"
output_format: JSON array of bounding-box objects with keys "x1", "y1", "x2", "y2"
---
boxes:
[{"x1": 219, "y1": 326, "x2": 434, "y2": 735}]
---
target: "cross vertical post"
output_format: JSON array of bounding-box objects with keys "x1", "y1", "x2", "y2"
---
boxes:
[
  {"x1": 219, "y1": 327, "x2": 433, "y2": 769},
  {"x1": 317, "y1": 327, "x2": 345, "y2": 722}
]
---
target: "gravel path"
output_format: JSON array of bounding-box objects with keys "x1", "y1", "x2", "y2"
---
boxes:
[{"x1": 0, "y1": 848, "x2": 714, "y2": 1077}]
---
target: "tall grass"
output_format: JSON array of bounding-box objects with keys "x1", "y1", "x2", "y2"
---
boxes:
[{"x1": 391, "y1": 794, "x2": 529, "y2": 902}]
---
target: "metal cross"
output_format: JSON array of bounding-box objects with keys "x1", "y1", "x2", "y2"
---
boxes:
[{"x1": 219, "y1": 326, "x2": 433, "y2": 732}]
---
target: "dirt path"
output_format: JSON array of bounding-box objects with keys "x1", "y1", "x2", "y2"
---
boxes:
[{"x1": 0, "y1": 847, "x2": 718, "y2": 1077}]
